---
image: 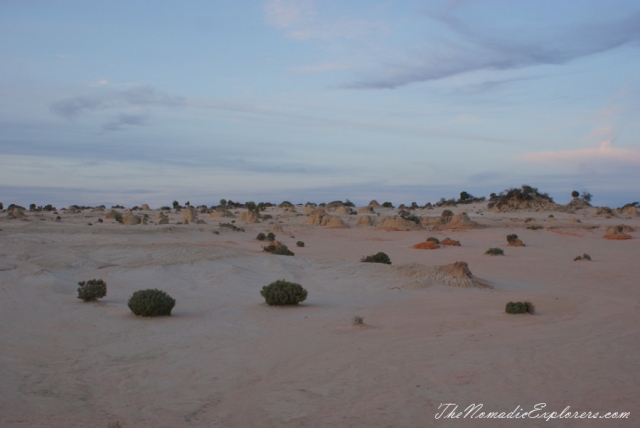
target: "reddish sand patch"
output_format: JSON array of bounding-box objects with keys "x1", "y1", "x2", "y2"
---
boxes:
[
  {"x1": 603, "y1": 233, "x2": 632, "y2": 240},
  {"x1": 441, "y1": 238, "x2": 461, "y2": 246},
  {"x1": 412, "y1": 241, "x2": 439, "y2": 249}
]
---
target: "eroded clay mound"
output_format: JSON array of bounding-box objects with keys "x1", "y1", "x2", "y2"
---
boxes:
[
  {"x1": 238, "y1": 211, "x2": 260, "y2": 223},
  {"x1": 591, "y1": 207, "x2": 616, "y2": 218},
  {"x1": 306, "y1": 213, "x2": 348, "y2": 228},
  {"x1": 209, "y1": 209, "x2": 235, "y2": 218},
  {"x1": 357, "y1": 215, "x2": 374, "y2": 226},
  {"x1": 487, "y1": 186, "x2": 560, "y2": 212},
  {"x1": 378, "y1": 217, "x2": 422, "y2": 231},
  {"x1": 603, "y1": 224, "x2": 634, "y2": 240},
  {"x1": 393, "y1": 261, "x2": 492, "y2": 289},
  {"x1": 441, "y1": 238, "x2": 461, "y2": 246}
]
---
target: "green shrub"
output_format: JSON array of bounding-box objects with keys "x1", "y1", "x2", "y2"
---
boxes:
[
  {"x1": 574, "y1": 253, "x2": 592, "y2": 261},
  {"x1": 506, "y1": 234, "x2": 518, "y2": 243},
  {"x1": 426, "y1": 237, "x2": 440, "y2": 244},
  {"x1": 263, "y1": 243, "x2": 295, "y2": 256},
  {"x1": 261, "y1": 280, "x2": 308, "y2": 306},
  {"x1": 361, "y1": 252, "x2": 391, "y2": 264},
  {"x1": 505, "y1": 301, "x2": 535, "y2": 314},
  {"x1": 571, "y1": 190, "x2": 579, "y2": 198},
  {"x1": 256, "y1": 232, "x2": 266, "y2": 241},
  {"x1": 485, "y1": 247, "x2": 504, "y2": 256},
  {"x1": 296, "y1": 241, "x2": 305, "y2": 247},
  {"x1": 267, "y1": 232, "x2": 276, "y2": 242},
  {"x1": 77, "y1": 279, "x2": 107, "y2": 301},
  {"x1": 526, "y1": 225, "x2": 543, "y2": 230},
  {"x1": 128, "y1": 289, "x2": 176, "y2": 317},
  {"x1": 382, "y1": 202, "x2": 394, "y2": 208},
  {"x1": 113, "y1": 212, "x2": 123, "y2": 223}
]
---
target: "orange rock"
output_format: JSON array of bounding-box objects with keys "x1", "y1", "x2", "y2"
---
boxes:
[
  {"x1": 603, "y1": 233, "x2": 632, "y2": 240},
  {"x1": 412, "y1": 241, "x2": 439, "y2": 249},
  {"x1": 441, "y1": 238, "x2": 461, "y2": 246}
]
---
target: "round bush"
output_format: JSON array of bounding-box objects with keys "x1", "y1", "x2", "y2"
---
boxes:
[
  {"x1": 426, "y1": 237, "x2": 440, "y2": 244},
  {"x1": 506, "y1": 301, "x2": 534, "y2": 314},
  {"x1": 296, "y1": 241, "x2": 305, "y2": 247},
  {"x1": 128, "y1": 289, "x2": 176, "y2": 317},
  {"x1": 485, "y1": 247, "x2": 504, "y2": 256},
  {"x1": 361, "y1": 252, "x2": 391, "y2": 264},
  {"x1": 77, "y1": 279, "x2": 107, "y2": 301},
  {"x1": 256, "y1": 232, "x2": 266, "y2": 241},
  {"x1": 261, "y1": 280, "x2": 308, "y2": 306}
]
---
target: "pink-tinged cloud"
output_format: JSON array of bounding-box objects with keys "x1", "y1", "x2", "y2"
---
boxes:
[{"x1": 516, "y1": 141, "x2": 640, "y2": 166}]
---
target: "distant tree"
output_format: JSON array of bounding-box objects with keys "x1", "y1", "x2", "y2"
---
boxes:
[
  {"x1": 571, "y1": 190, "x2": 579, "y2": 198},
  {"x1": 246, "y1": 201, "x2": 257, "y2": 213},
  {"x1": 172, "y1": 200, "x2": 179, "y2": 209},
  {"x1": 184, "y1": 201, "x2": 190, "y2": 207},
  {"x1": 580, "y1": 192, "x2": 592, "y2": 203},
  {"x1": 460, "y1": 191, "x2": 470, "y2": 201},
  {"x1": 220, "y1": 199, "x2": 227, "y2": 207}
]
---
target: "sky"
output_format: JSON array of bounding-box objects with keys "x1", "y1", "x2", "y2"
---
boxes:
[{"x1": 1, "y1": 0, "x2": 639, "y2": 208}]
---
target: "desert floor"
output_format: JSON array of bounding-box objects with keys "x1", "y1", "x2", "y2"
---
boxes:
[{"x1": 1, "y1": 203, "x2": 638, "y2": 428}]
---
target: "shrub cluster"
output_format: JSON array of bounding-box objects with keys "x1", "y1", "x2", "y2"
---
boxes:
[
  {"x1": 128, "y1": 289, "x2": 176, "y2": 317},
  {"x1": 261, "y1": 280, "x2": 307, "y2": 306},
  {"x1": 485, "y1": 247, "x2": 504, "y2": 256},
  {"x1": 256, "y1": 232, "x2": 266, "y2": 241},
  {"x1": 506, "y1": 234, "x2": 518, "y2": 243},
  {"x1": 505, "y1": 301, "x2": 535, "y2": 314},
  {"x1": 77, "y1": 279, "x2": 107, "y2": 302},
  {"x1": 573, "y1": 253, "x2": 592, "y2": 261},
  {"x1": 263, "y1": 243, "x2": 294, "y2": 256},
  {"x1": 361, "y1": 252, "x2": 391, "y2": 264}
]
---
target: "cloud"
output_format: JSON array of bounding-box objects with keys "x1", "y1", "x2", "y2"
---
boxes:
[
  {"x1": 89, "y1": 79, "x2": 109, "y2": 87},
  {"x1": 49, "y1": 86, "x2": 186, "y2": 120},
  {"x1": 264, "y1": 0, "x2": 385, "y2": 40},
  {"x1": 49, "y1": 97, "x2": 104, "y2": 119},
  {"x1": 290, "y1": 63, "x2": 349, "y2": 73},
  {"x1": 265, "y1": 0, "x2": 314, "y2": 30},
  {"x1": 516, "y1": 140, "x2": 640, "y2": 167},
  {"x1": 346, "y1": 9, "x2": 640, "y2": 89},
  {"x1": 102, "y1": 114, "x2": 146, "y2": 131}
]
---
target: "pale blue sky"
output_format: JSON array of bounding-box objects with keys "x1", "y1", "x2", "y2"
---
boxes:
[{"x1": 1, "y1": 0, "x2": 639, "y2": 207}]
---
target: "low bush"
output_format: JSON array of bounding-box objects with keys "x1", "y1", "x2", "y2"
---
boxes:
[
  {"x1": 352, "y1": 315, "x2": 364, "y2": 325},
  {"x1": 574, "y1": 253, "x2": 592, "y2": 261},
  {"x1": 128, "y1": 289, "x2": 176, "y2": 317},
  {"x1": 263, "y1": 243, "x2": 295, "y2": 256},
  {"x1": 361, "y1": 252, "x2": 391, "y2": 264},
  {"x1": 296, "y1": 241, "x2": 305, "y2": 247},
  {"x1": 485, "y1": 247, "x2": 504, "y2": 256},
  {"x1": 256, "y1": 232, "x2": 266, "y2": 241},
  {"x1": 505, "y1": 301, "x2": 535, "y2": 314},
  {"x1": 506, "y1": 234, "x2": 518, "y2": 243},
  {"x1": 77, "y1": 279, "x2": 107, "y2": 302},
  {"x1": 261, "y1": 280, "x2": 307, "y2": 306},
  {"x1": 113, "y1": 212, "x2": 123, "y2": 223},
  {"x1": 426, "y1": 237, "x2": 440, "y2": 244},
  {"x1": 267, "y1": 232, "x2": 276, "y2": 242}
]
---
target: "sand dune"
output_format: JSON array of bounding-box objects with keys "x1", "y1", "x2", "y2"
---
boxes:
[{"x1": 0, "y1": 202, "x2": 638, "y2": 427}]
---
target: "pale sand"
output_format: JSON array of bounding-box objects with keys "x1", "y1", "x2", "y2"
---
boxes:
[{"x1": 0, "y1": 203, "x2": 638, "y2": 427}]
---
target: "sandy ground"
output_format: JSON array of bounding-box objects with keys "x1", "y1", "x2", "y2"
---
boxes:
[{"x1": 0, "y1": 203, "x2": 638, "y2": 427}]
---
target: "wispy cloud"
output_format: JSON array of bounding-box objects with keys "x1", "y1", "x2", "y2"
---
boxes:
[
  {"x1": 516, "y1": 140, "x2": 640, "y2": 166},
  {"x1": 290, "y1": 63, "x2": 349, "y2": 73},
  {"x1": 102, "y1": 113, "x2": 146, "y2": 131},
  {"x1": 89, "y1": 79, "x2": 109, "y2": 87},
  {"x1": 264, "y1": 0, "x2": 385, "y2": 40},
  {"x1": 50, "y1": 86, "x2": 186, "y2": 120},
  {"x1": 346, "y1": 9, "x2": 640, "y2": 89}
]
